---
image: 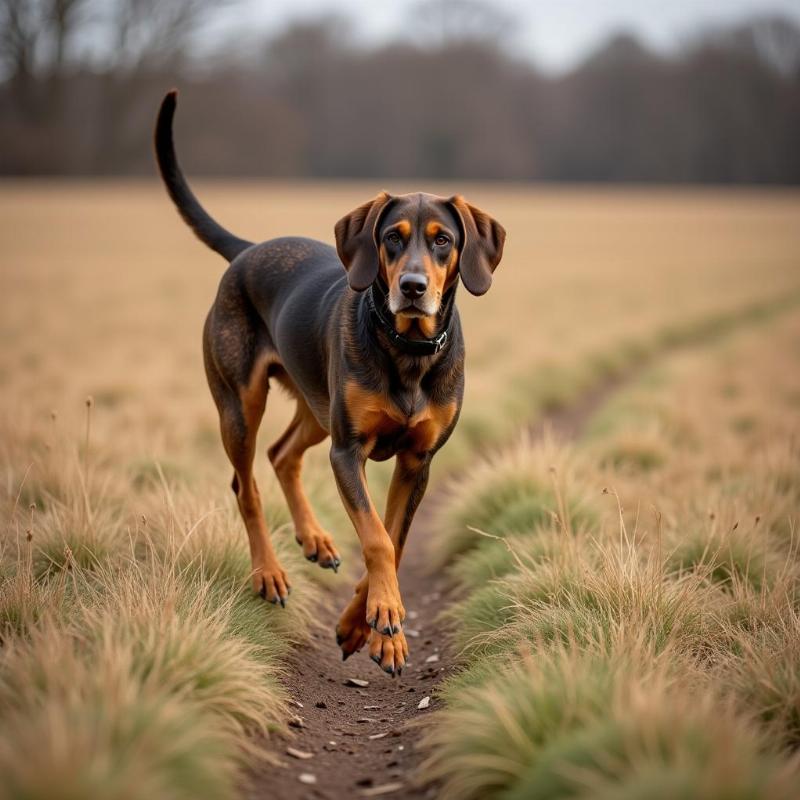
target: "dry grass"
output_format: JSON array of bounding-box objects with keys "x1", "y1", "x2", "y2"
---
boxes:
[
  {"x1": 425, "y1": 310, "x2": 800, "y2": 797},
  {"x1": 1, "y1": 181, "x2": 799, "y2": 795},
  {"x1": 423, "y1": 644, "x2": 799, "y2": 800}
]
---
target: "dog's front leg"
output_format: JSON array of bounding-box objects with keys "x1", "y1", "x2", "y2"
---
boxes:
[
  {"x1": 329, "y1": 443, "x2": 405, "y2": 637},
  {"x1": 336, "y1": 451, "x2": 430, "y2": 669}
]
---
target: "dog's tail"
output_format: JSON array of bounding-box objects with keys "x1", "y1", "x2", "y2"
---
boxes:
[{"x1": 155, "y1": 90, "x2": 253, "y2": 262}]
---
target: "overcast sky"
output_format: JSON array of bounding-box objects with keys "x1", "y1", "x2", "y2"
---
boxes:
[{"x1": 202, "y1": 0, "x2": 800, "y2": 72}]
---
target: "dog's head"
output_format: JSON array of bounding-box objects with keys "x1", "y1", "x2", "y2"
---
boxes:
[{"x1": 335, "y1": 192, "x2": 505, "y2": 323}]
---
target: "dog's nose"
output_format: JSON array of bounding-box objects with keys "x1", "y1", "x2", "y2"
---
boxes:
[{"x1": 399, "y1": 273, "x2": 428, "y2": 299}]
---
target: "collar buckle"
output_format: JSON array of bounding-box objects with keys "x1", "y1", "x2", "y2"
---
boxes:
[{"x1": 433, "y1": 330, "x2": 448, "y2": 353}]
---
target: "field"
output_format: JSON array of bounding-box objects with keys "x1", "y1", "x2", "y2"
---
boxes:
[{"x1": 1, "y1": 181, "x2": 800, "y2": 798}]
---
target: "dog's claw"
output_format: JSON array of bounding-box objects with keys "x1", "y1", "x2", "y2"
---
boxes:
[
  {"x1": 279, "y1": 597, "x2": 286, "y2": 608},
  {"x1": 308, "y1": 553, "x2": 318, "y2": 563},
  {"x1": 342, "y1": 651, "x2": 350, "y2": 662},
  {"x1": 381, "y1": 625, "x2": 393, "y2": 637}
]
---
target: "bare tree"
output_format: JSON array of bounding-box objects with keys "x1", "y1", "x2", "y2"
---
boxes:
[
  {"x1": 407, "y1": 0, "x2": 516, "y2": 48},
  {"x1": 0, "y1": 0, "x2": 87, "y2": 117},
  {"x1": 0, "y1": 7, "x2": 798, "y2": 181},
  {"x1": 99, "y1": 0, "x2": 233, "y2": 74}
]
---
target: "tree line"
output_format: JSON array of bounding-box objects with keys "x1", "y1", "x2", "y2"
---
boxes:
[{"x1": 1, "y1": 0, "x2": 799, "y2": 182}]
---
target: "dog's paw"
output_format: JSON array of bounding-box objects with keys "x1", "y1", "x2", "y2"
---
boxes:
[
  {"x1": 368, "y1": 628, "x2": 408, "y2": 676},
  {"x1": 252, "y1": 561, "x2": 291, "y2": 607},
  {"x1": 335, "y1": 579, "x2": 370, "y2": 660},
  {"x1": 335, "y1": 614, "x2": 372, "y2": 661},
  {"x1": 295, "y1": 526, "x2": 341, "y2": 572},
  {"x1": 365, "y1": 576, "x2": 405, "y2": 636}
]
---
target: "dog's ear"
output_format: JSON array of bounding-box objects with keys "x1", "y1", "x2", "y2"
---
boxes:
[
  {"x1": 447, "y1": 195, "x2": 506, "y2": 296},
  {"x1": 335, "y1": 192, "x2": 395, "y2": 291}
]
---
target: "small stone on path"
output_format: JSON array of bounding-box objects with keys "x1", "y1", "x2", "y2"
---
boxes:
[
  {"x1": 360, "y1": 782, "x2": 404, "y2": 796},
  {"x1": 345, "y1": 678, "x2": 370, "y2": 688},
  {"x1": 425, "y1": 654, "x2": 439, "y2": 663},
  {"x1": 286, "y1": 747, "x2": 313, "y2": 760},
  {"x1": 417, "y1": 696, "x2": 430, "y2": 709},
  {"x1": 298, "y1": 773, "x2": 317, "y2": 785}
]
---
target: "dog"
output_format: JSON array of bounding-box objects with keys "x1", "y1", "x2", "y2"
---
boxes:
[{"x1": 155, "y1": 91, "x2": 505, "y2": 675}]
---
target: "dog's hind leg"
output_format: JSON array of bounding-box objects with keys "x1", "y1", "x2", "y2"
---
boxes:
[
  {"x1": 268, "y1": 396, "x2": 340, "y2": 571},
  {"x1": 206, "y1": 342, "x2": 290, "y2": 606}
]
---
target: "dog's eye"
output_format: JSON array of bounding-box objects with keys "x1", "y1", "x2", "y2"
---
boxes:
[
  {"x1": 434, "y1": 234, "x2": 450, "y2": 247},
  {"x1": 385, "y1": 231, "x2": 402, "y2": 246}
]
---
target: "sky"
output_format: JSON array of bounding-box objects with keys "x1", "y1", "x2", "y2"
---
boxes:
[{"x1": 202, "y1": 0, "x2": 800, "y2": 72}]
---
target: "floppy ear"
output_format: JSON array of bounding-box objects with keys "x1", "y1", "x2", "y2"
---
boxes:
[
  {"x1": 448, "y1": 195, "x2": 506, "y2": 296},
  {"x1": 334, "y1": 192, "x2": 394, "y2": 291}
]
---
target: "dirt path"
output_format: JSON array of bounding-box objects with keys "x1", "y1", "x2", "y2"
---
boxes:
[
  {"x1": 243, "y1": 500, "x2": 453, "y2": 800},
  {"x1": 242, "y1": 374, "x2": 626, "y2": 800}
]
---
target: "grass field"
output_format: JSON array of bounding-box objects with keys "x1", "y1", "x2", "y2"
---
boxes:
[
  {"x1": 1, "y1": 181, "x2": 799, "y2": 798},
  {"x1": 424, "y1": 310, "x2": 800, "y2": 798}
]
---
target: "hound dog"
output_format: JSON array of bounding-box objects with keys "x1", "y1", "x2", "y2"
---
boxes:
[{"x1": 155, "y1": 91, "x2": 505, "y2": 675}]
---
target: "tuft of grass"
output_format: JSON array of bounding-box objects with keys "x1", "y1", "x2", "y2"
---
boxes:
[
  {"x1": 444, "y1": 535, "x2": 721, "y2": 676},
  {"x1": 0, "y1": 567, "x2": 71, "y2": 643},
  {"x1": 447, "y1": 527, "x2": 564, "y2": 592},
  {"x1": 725, "y1": 605, "x2": 800, "y2": 750},
  {"x1": 665, "y1": 520, "x2": 792, "y2": 595},
  {"x1": 0, "y1": 623, "x2": 237, "y2": 800},
  {"x1": 0, "y1": 538, "x2": 293, "y2": 800},
  {"x1": 424, "y1": 645, "x2": 797, "y2": 800},
  {"x1": 600, "y1": 431, "x2": 667, "y2": 473},
  {"x1": 431, "y1": 435, "x2": 598, "y2": 567}
]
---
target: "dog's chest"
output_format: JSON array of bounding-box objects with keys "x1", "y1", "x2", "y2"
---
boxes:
[
  {"x1": 345, "y1": 380, "x2": 455, "y2": 461},
  {"x1": 367, "y1": 392, "x2": 429, "y2": 461}
]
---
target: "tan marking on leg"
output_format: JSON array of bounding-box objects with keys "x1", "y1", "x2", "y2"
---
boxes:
[
  {"x1": 333, "y1": 450, "x2": 405, "y2": 636},
  {"x1": 227, "y1": 354, "x2": 291, "y2": 603},
  {"x1": 337, "y1": 450, "x2": 426, "y2": 660},
  {"x1": 268, "y1": 398, "x2": 338, "y2": 568}
]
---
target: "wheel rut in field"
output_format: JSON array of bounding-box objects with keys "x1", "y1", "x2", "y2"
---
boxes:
[{"x1": 243, "y1": 295, "x2": 799, "y2": 800}]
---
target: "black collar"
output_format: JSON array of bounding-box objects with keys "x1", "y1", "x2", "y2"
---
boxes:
[{"x1": 367, "y1": 281, "x2": 455, "y2": 357}]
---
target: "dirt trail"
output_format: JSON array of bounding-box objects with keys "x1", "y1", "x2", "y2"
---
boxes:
[
  {"x1": 243, "y1": 373, "x2": 625, "y2": 800},
  {"x1": 243, "y1": 502, "x2": 453, "y2": 800}
]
